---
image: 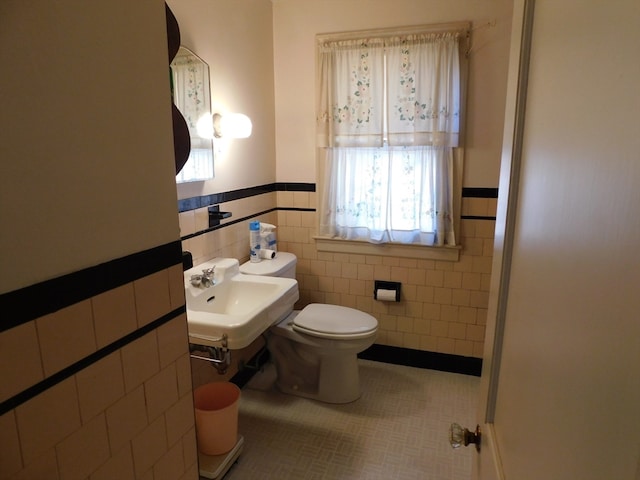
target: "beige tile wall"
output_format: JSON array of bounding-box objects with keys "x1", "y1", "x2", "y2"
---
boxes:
[
  {"x1": 0, "y1": 264, "x2": 198, "y2": 480},
  {"x1": 179, "y1": 190, "x2": 496, "y2": 360},
  {"x1": 179, "y1": 193, "x2": 279, "y2": 387},
  {"x1": 278, "y1": 191, "x2": 495, "y2": 358},
  {"x1": 179, "y1": 193, "x2": 278, "y2": 268},
  {"x1": 180, "y1": 207, "x2": 280, "y2": 386}
]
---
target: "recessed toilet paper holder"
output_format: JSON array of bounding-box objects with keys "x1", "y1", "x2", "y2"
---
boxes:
[{"x1": 374, "y1": 280, "x2": 401, "y2": 302}]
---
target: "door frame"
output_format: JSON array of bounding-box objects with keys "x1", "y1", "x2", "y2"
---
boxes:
[{"x1": 474, "y1": 0, "x2": 535, "y2": 477}]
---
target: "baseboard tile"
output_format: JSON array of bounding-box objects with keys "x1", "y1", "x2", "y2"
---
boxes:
[
  {"x1": 358, "y1": 344, "x2": 482, "y2": 377},
  {"x1": 231, "y1": 344, "x2": 482, "y2": 390}
]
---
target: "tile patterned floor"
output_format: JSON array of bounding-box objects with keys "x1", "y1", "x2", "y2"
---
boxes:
[{"x1": 214, "y1": 359, "x2": 479, "y2": 480}]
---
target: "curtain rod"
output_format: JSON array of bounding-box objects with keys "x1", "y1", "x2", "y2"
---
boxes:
[{"x1": 316, "y1": 21, "x2": 471, "y2": 43}]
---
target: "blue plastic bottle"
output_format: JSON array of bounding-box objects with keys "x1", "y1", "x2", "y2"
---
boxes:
[{"x1": 249, "y1": 221, "x2": 261, "y2": 263}]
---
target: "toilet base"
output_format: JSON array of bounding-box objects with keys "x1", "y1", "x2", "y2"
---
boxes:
[
  {"x1": 265, "y1": 306, "x2": 377, "y2": 404},
  {"x1": 274, "y1": 350, "x2": 362, "y2": 404},
  {"x1": 245, "y1": 362, "x2": 277, "y2": 391}
]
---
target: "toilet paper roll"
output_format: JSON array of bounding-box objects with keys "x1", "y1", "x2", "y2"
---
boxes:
[
  {"x1": 259, "y1": 249, "x2": 277, "y2": 259},
  {"x1": 376, "y1": 288, "x2": 397, "y2": 301}
]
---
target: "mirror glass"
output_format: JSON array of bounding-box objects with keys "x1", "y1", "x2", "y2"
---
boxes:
[{"x1": 170, "y1": 46, "x2": 214, "y2": 183}]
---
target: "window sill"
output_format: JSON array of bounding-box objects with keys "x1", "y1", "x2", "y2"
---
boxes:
[{"x1": 313, "y1": 236, "x2": 460, "y2": 262}]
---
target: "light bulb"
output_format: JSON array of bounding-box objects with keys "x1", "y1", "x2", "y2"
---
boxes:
[
  {"x1": 196, "y1": 114, "x2": 214, "y2": 139},
  {"x1": 221, "y1": 113, "x2": 252, "y2": 138}
]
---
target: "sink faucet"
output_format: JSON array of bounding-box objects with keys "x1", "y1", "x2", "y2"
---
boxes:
[{"x1": 190, "y1": 267, "x2": 216, "y2": 288}]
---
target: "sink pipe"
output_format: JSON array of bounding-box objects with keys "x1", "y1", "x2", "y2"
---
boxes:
[{"x1": 189, "y1": 334, "x2": 230, "y2": 375}]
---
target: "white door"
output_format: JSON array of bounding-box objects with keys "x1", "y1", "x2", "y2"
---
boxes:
[{"x1": 473, "y1": 1, "x2": 640, "y2": 479}]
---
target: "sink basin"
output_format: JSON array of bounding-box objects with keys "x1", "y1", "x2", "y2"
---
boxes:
[
  {"x1": 189, "y1": 279, "x2": 283, "y2": 316},
  {"x1": 184, "y1": 258, "x2": 299, "y2": 349}
]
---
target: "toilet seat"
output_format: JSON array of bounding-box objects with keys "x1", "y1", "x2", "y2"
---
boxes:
[{"x1": 292, "y1": 304, "x2": 378, "y2": 340}]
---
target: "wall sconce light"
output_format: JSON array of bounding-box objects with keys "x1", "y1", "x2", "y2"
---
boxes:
[
  {"x1": 211, "y1": 112, "x2": 252, "y2": 139},
  {"x1": 196, "y1": 115, "x2": 214, "y2": 139}
]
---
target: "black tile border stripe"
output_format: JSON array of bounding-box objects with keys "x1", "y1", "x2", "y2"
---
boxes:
[
  {"x1": 462, "y1": 187, "x2": 498, "y2": 198},
  {"x1": 176, "y1": 183, "x2": 500, "y2": 236},
  {"x1": 358, "y1": 344, "x2": 482, "y2": 377},
  {"x1": 178, "y1": 182, "x2": 316, "y2": 213},
  {"x1": 0, "y1": 306, "x2": 185, "y2": 416},
  {"x1": 178, "y1": 184, "x2": 496, "y2": 213},
  {"x1": 180, "y1": 207, "x2": 316, "y2": 241},
  {"x1": 276, "y1": 182, "x2": 316, "y2": 192},
  {"x1": 181, "y1": 204, "x2": 498, "y2": 241},
  {"x1": 0, "y1": 240, "x2": 183, "y2": 333},
  {"x1": 280, "y1": 207, "x2": 316, "y2": 212},
  {"x1": 180, "y1": 208, "x2": 278, "y2": 241},
  {"x1": 461, "y1": 215, "x2": 497, "y2": 221},
  {"x1": 462, "y1": 188, "x2": 498, "y2": 221}
]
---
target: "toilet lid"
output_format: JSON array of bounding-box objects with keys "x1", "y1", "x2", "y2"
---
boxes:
[{"x1": 293, "y1": 304, "x2": 378, "y2": 337}]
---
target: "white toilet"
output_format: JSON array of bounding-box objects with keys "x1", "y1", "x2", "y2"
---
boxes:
[{"x1": 240, "y1": 252, "x2": 378, "y2": 404}]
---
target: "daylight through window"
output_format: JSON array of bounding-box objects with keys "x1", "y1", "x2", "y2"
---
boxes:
[{"x1": 316, "y1": 24, "x2": 468, "y2": 247}]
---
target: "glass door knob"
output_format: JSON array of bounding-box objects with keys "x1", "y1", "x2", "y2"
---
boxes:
[{"x1": 449, "y1": 423, "x2": 481, "y2": 452}]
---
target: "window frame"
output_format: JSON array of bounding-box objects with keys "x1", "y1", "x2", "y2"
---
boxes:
[{"x1": 314, "y1": 23, "x2": 470, "y2": 261}]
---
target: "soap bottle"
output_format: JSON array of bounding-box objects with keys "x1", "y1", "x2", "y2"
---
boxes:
[{"x1": 249, "y1": 221, "x2": 261, "y2": 263}]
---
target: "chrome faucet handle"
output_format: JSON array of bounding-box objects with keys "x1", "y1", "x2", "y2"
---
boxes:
[
  {"x1": 190, "y1": 267, "x2": 215, "y2": 288},
  {"x1": 201, "y1": 267, "x2": 215, "y2": 287},
  {"x1": 202, "y1": 267, "x2": 215, "y2": 278}
]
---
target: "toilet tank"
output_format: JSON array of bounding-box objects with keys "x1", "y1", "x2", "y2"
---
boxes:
[{"x1": 239, "y1": 252, "x2": 297, "y2": 279}]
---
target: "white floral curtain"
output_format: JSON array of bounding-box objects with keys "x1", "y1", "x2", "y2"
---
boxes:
[
  {"x1": 171, "y1": 54, "x2": 211, "y2": 150},
  {"x1": 317, "y1": 38, "x2": 385, "y2": 147},
  {"x1": 386, "y1": 33, "x2": 461, "y2": 147},
  {"x1": 319, "y1": 146, "x2": 456, "y2": 245},
  {"x1": 317, "y1": 30, "x2": 462, "y2": 246},
  {"x1": 171, "y1": 50, "x2": 214, "y2": 182}
]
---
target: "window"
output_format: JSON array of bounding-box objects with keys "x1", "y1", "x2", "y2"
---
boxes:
[{"x1": 316, "y1": 25, "x2": 468, "y2": 249}]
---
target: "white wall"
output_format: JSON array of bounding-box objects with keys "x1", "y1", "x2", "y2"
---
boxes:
[
  {"x1": 0, "y1": 0, "x2": 179, "y2": 293},
  {"x1": 273, "y1": 0, "x2": 514, "y2": 187},
  {"x1": 168, "y1": 0, "x2": 277, "y2": 199},
  {"x1": 1, "y1": 4, "x2": 197, "y2": 476},
  {"x1": 477, "y1": 0, "x2": 640, "y2": 477},
  {"x1": 168, "y1": 0, "x2": 512, "y2": 201}
]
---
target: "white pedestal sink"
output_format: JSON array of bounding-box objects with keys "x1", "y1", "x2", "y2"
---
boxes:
[{"x1": 184, "y1": 258, "x2": 299, "y2": 349}]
